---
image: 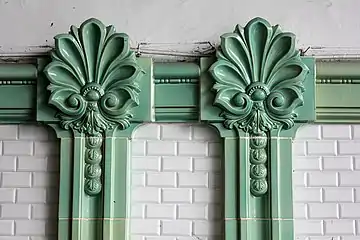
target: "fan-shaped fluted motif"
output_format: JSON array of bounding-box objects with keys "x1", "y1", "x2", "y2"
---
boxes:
[
  {"x1": 44, "y1": 18, "x2": 144, "y2": 196},
  {"x1": 210, "y1": 17, "x2": 308, "y2": 132},
  {"x1": 44, "y1": 18, "x2": 144, "y2": 135},
  {"x1": 209, "y1": 17, "x2": 309, "y2": 196}
]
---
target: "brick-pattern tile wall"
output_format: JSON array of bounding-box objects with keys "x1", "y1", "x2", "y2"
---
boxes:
[
  {"x1": 131, "y1": 124, "x2": 223, "y2": 240},
  {"x1": 293, "y1": 124, "x2": 360, "y2": 240},
  {"x1": 0, "y1": 124, "x2": 59, "y2": 240},
  {"x1": 1, "y1": 123, "x2": 359, "y2": 240}
]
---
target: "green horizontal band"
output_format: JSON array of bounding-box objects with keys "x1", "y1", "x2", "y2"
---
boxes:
[
  {"x1": 153, "y1": 62, "x2": 200, "y2": 79},
  {"x1": 0, "y1": 64, "x2": 37, "y2": 79}
]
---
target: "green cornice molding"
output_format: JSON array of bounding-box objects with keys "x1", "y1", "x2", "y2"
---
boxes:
[
  {"x1": 0, "y1": 57, "x2": 357, "y2": 124},
  {"x1": 316, "y1": 58, "x2": 360, "y2": 80},
  {"x1": 315, "y1": 58, "x2": 360, "y2": 123},
  {"x1": 0, "y1": 17, "x2": 356, "y2": 240},
  {"x1": 153, "y1": 62, "x2": 200, "y2": 121}
]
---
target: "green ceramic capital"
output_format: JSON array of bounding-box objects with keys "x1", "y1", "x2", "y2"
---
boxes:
[
  {"x1": 44, "y1": 18, "x2": 144, "y2": 136},
  {"x1": 209, "y1": 17, "x2": 308, "y2": 133}
]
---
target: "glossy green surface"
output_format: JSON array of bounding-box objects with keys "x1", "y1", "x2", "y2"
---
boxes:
[
  {"x1": 153, "y1": 62, "x2": 200, "y2": 122},
  {"x1": 43, "y1": 18, "x2": 145, "y2": 197},
  {"x1": 41, "y1": 19, "x2": 147, "y2": 240},
  {"x1": 154, "y1": 83, "x2": 199, "y2": 121},
  {"x1": 154, "y1": 62, "x2": 200, "y2": 79},
  {"x1": 0, "y1": 64, "x2": 37, "y2": 79},
  {"x1": 0, "y1": 16, "x2": 355, "y2": 240},
  {"x1": 315, "y1": 59, "x2": 360, "y2": 123},
  {"x1": 44, "y1": 18, "x2": 144, "y2": 135},
  {"x1": 209, "y1": 17, "x2": 309, "y2": 196},
  {"x1": 103, "y1": 127, "x2": 135, "y2": 240},
  {"x1": 203, "y1": 18, "x2": 315, "y2": 240},
  {"x1": 0, "y1": 64, "x2": 37, "y2": 122}
]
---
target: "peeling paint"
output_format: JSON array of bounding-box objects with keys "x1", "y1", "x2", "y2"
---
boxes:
[{"x1": 37, "y1": 45, "x2": 53, "y2": 49}]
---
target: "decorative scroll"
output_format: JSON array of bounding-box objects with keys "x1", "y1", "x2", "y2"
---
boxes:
[
  {"x1": 209, "y1": 17, "x2": 309, "y2": 196},
  {"x1": 44, "y1": 18, "x2": 144, "y2": 196}
]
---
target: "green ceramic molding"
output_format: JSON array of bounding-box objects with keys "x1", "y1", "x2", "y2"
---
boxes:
[
  {"x1": 37, "y1": 18, "x2": 153, "y2": 240},
  {"x1": 201, "y1": 17, "x2": 315, "y2": 240},
  {"x1": 0, "y1": 16, "x2": 357, "y2": 240},
  {"x1": 315, "y1": 59, "x2": 360, "y2": 123},
  {"x1": 153, "y1": 62, "x2": 200, "y2": 121},
  {"x1": 0, "y1": 63, "x2": 37, "y2": 122}
]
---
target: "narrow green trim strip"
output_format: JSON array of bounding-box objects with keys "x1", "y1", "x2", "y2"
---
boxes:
[
  {"x1": 154, "y1": 107, "x2": 199, "y2": 121},
  {"x1": 238, "y1": 132, "x2": 250, "y2": 240},
  {"x1": 0, "y1": 80, "x2": 35, "y2": 85},
  {"x1": 153, "y1": 78, "x2": 198, "y2": 84},
  {"x1": 58, "y1": 137, "x2": 72, "y2": 240},
  {"x1": 103, "y1": 134, "x2": 131, "y2": 240},
  {"x1": 71, "y1": 137, "x2": 85, "y2": 239},
  {"x1": 316, "y1": 108, "x2": 360, "y2": 123},
  {"x1": 223, "y1": 137, "x2": 239, "y2": 239},
  {"x1": 0, "y1": 109, "x2": 35, "y2": 123},
  {"x1": 316, "y1": 59, "x2": 360, "y2": 79},
  {"x1": 269, "y1": 129, "x2": 296, "y2": 240},
  {"x1": 316, "y1": 79, "x2": 360, "y2": 84},
  {"x1": 153, "y1": 62, "x2": 200, "y2": 79},
  {"x1": 103, "y1": 135, "x2": 115, "y2": 240},
  {"x1": 0, "y1": 64, "x2": 37, "y2": 79}
]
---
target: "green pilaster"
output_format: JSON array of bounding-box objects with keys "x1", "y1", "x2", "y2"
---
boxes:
[
  {"x1": 269, "y1": 127, "x2": 299, "y2": 240},
  {"x1": 36, "y1": 18, "x2": 152, "y2": 240},
  {"x1": 102, "y1": 126, "x2": 137, "y2": 240},
  {"x1": 54, "y1": 128, "x2": 72, "y2": 240},
  {"x1": 201, "y1": 18, "x2": 316, "y2": 240}
]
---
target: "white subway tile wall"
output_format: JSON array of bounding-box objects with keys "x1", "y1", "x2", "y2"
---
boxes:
[
  {"x1": 0, "y1": 124, "x2": 59, "y2": 240},
  {"x1": 131, "y1": 124, "x2": 223, "y2": 240},
  {"x1": 0, "y1": 123, "x2": 359, "y2": 240},
  {"x1": 293, "y1": 124, "x2": 360, "y2": 240}
]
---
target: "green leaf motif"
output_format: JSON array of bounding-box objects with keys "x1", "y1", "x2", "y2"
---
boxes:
[
  {"x1": 44, "y1": 18, "x2": 144, "y2": 135},
  {"x1": 209, "y1": 17, "x2": 308, "y2": 133},
  {"x1": 44, "y1": 18, "x2": 144, "y2": 196},
  {"x1": 209, "y1": 17, "x2": 309, "y2": 197}
]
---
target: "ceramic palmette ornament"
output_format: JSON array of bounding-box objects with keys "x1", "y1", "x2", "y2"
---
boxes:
[{"x1": 44, "y1": 18, "x2": 145, "y2": 195}]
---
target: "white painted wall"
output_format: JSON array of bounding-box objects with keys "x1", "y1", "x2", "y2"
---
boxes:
[{"x1": 0, "y1": 0, "x2": 359, "y2": 56}]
